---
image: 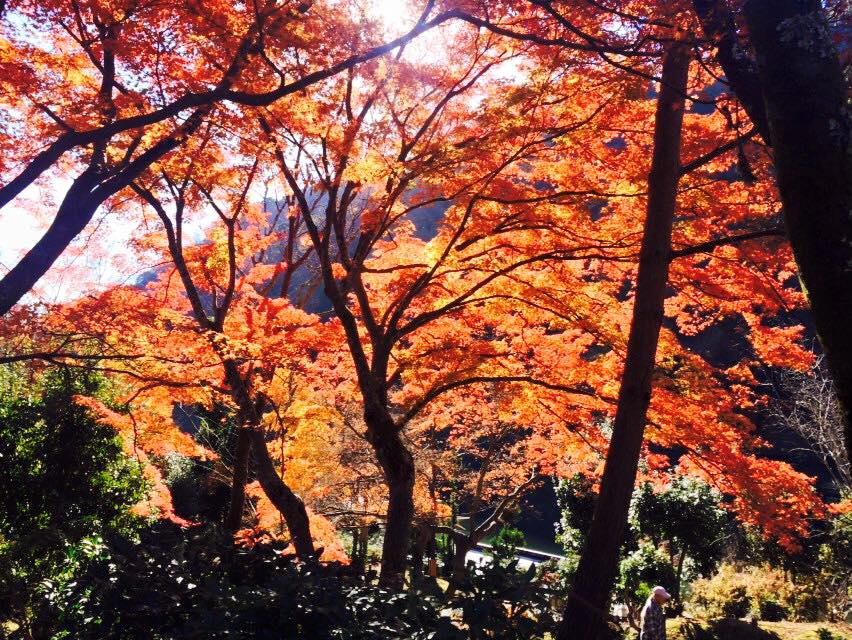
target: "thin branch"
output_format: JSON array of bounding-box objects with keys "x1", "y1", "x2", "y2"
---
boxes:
[
  {"x1": 670, "y1": 226, "x2": 785, "y2": 259},
  {"x1": 398, "y1": 375, "x2": 598, "y2": 428}
]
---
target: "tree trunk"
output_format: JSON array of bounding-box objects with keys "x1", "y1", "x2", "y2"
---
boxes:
[
  {"x1": 743, "y1": 0, "x2": 852, "y2": 466},
  {"x1": 0, "y1": 185, "x2": 99, "y2": 315},
  {"x1": 675, "y1": 550, "x2": 687, "y2": 603},
  {"x1": 249, "y1": 428, "x2": 315, "y2": 558},
  {"x1": 224, "y1": 428, "x2": 252, "y2": 532},
  {"x1": 216, "y1": 359, "x2": 313, "y2": 557},
  {"x1": 410, "y1": 523, "x2": 432, "y2": 583},
  {"x1": 380, "y1": 456, "x2": 415, "y2": 587},
  {"x1": 556, "y1": 44, "x2": 691, "y2": 640},
  {"x1": 446, "y1": 537, "x2": 472, "y2": 597},
  {"x1": 691, "y1": 0, "x2": 771, "y2": 142},
  {"x1": 368, "y1": 416, "x2": 416, "y2": 588}
]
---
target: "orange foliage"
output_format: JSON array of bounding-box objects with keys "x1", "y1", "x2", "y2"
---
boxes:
[{"x1": 0, "y1": 0, "x2": 833, "y2": 557}]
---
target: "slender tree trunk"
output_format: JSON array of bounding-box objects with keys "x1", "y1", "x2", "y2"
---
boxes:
[
  {"x1": 743, "y1": 0, "x2": 852, "y2": 466},
  {"x1": 446, "y1": 537, "x2": 472, "y2": 596},
  {"x1": 218, "y1": 359, "x2": 314, "y2": 558},
  {"x1": 556, "y1": 44, "x2": 691, "y2": 640},
  {"x1": 249, "y1": 428, "x2": 315, "y2": 558},
  {"x1": 358, "y1": 524, "x2": 370, "y2": 569},
  {"x1": 410, "y1": 523, "x2": 432, "y2": 583},
  {"x1": 224, "y1": 428, "x2": 252, "y2": 532},
  {"x1": 675, "y1": 550, "x2": 686, "y2": 603},
  {"x1": 219, "y1": 359, "x2": 258, "y2": 534}
]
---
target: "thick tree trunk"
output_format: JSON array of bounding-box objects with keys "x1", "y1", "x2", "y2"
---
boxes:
[
  {"x1": 367, "y1": 413, "x2": 416, "y2": 588},
  {"x1": 380, "y1": 454, "x2": 415, "y2": 587},
  {"x1": 743, "y1": 0, "x2": 852, "y2": 467},
  {"x1": 691, "y1": 0, "x2": 771, "y2": 142},
  {"x1": 556, "y1": 44, "x2": 690, "y2": 640},
  {"x1": 249, "y1": 428, "x2": 315, "y2": 558}
]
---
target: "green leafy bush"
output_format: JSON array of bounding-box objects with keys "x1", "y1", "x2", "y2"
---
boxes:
[
  {"x1": 617, "y1": 542, "x2": 678, "y2": 611},
  {"x1": 688, "y1": 564, "x2": 795, "y2": 620},
  {"x1": 488, "y1": 525, "x2": 525, "y2": 567},
  {"x1": 11, "y1": 520, "x2": 563, "y2": 640},
  {"x1": 0, "y1": 369, "x2": 146, "y2": 635},
  {"x1": 677, "y1": 619, "x2": 780, "y2": 640},
  {"x1": 720, "y1": 585, "x2": 751, "y2": 618},
  {"x1": 454, "y1": 557, "x2": 558, "y2": 640},
  {"x1": 756, "y1": 596, "x2": 788, "y2": 622}
]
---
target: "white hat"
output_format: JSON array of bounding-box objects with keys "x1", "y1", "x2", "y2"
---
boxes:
[{"x1": 652, "y1": 586, "x2": 672, "y2": 600}]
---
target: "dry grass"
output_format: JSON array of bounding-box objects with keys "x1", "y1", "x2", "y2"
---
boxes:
[
  {"x1": 667, "y1": 618, "x2": 852, "y2": 640},
  {"x1": 760, "y1": 621, "x2": 852, "y2": 640}
]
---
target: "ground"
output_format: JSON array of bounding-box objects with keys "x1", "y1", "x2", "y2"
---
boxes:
[{"x1": 667, "y1": 618, "x2": 852, "y2": 640}]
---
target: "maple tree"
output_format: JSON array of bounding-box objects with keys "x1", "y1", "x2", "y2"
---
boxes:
[
  {"x1": 0, "y1": 2, "x2": 844, "y2": 635},
  {"x1": 0, "y1": 0, "x2": 463, "y2": 315},
  {"x1": 431, "y1": 3, "x2": 846, "y2": 636}
]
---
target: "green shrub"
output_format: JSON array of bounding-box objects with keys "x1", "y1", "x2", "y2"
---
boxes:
[
  {"x1": 15, "y1": 521, "x2": 561, "y2": 639},
  {"x1": 617, "y1": 542, "x2": 678, "y2": 610},
  {"x1": 0, "y1": 369, "x2": 146, "y2": 538},
  {"x1": 756, "y1": 596, "x2": 788, "y2": 622},
  {"x1": 679, "y1": 619, "x2": 780, "y2": 640},
  {"x1": 789, "y1": 589, "x2": 827, "y2": 622},
  {"x1": 720, "y1": 585, "x2": 751, "y2": 618},
  {"x1": 688, "y1": 564, "x2": 793, "y2": 620},
  {"x1": 488, "y1": 525, "x2": 525, "y2": 568},
  {"x1": 0, "y1": 369, "x2": 146, "y2": 635}
]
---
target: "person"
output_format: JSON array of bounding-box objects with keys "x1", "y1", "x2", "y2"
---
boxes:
[{"x1": 640, "y1": 585, "x2": 671, "y2": 640}]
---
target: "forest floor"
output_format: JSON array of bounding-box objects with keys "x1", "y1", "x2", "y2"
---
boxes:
[{"x1": 667, "y1": 618, "x2": 852, "y2": 639}]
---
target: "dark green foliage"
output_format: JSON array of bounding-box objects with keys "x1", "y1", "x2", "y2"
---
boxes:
[
  {"x1": 554, "y1": 474, "x2": 597, "y2": 556},
  {"x1": 616, "y1": 542, "x2": 678, "y2": 612},
  {"x1": 631, "y1": 478, "x2": 731, "y2": 592},
  {"x1": 756, "y1": 597, "x2": 788, "y2": 622},
  {"x1": 11, "y1": 522, "x2": 558, "y2": 640},
  {"x1": 720, "y1": 585, "x2": 750, "y2": 619},
  {"x1": 0, "y1": 369, "x2": 145, "y2": 537},
  {"x1": 488, "y1": 525, "x2": 525, "y2": 567},
  {"x1": 554, "y1": 474, "x2": 637, "y2": 585},
  {"x1": 165, "y1": 403, "x2": 237, "y2": 524},
  {"x1": 0, "y1": 368, "x2": 146, "y2": 634},
  {"x1": 555, "y1": 474, "x2": 725, "y2": 609},
  {"x1": 457, "y1": 560, "x2": 557, "y2": 640}
]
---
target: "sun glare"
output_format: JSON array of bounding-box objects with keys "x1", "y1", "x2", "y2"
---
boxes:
[{"x1": 366, "y1": 0, "x2": 419, "y2": 36}]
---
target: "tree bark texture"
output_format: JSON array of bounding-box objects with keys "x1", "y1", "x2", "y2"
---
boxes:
[
  {"x1": 224, "y1": 428, "x2": 252, "y2": 533},
  {"x1": 367, "y1": 409, "x2": 416, "y2": 588},
  {"x1": 249, "y1": 428, "x2": 315, "y2": 558},
  {"x1": 743, "y1": 0, "x2": 852, "y2": 466},
  {"x1": 219, "y1": 359, "x2": 314, "y2": 558},
  {"x1": 691, "y1": 0, "x2": 772, "y2": 142},
  {"x1": 0, "y1": 183, "x2": 99, "y2": 315},
  {"x1": 556, "y1": 43, "x2": 691, "y2": 640}
]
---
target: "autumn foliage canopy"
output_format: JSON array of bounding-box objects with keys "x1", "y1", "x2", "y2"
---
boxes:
[{"x1": 0, "y1": 0, "x2": 839, "y2": 585}]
